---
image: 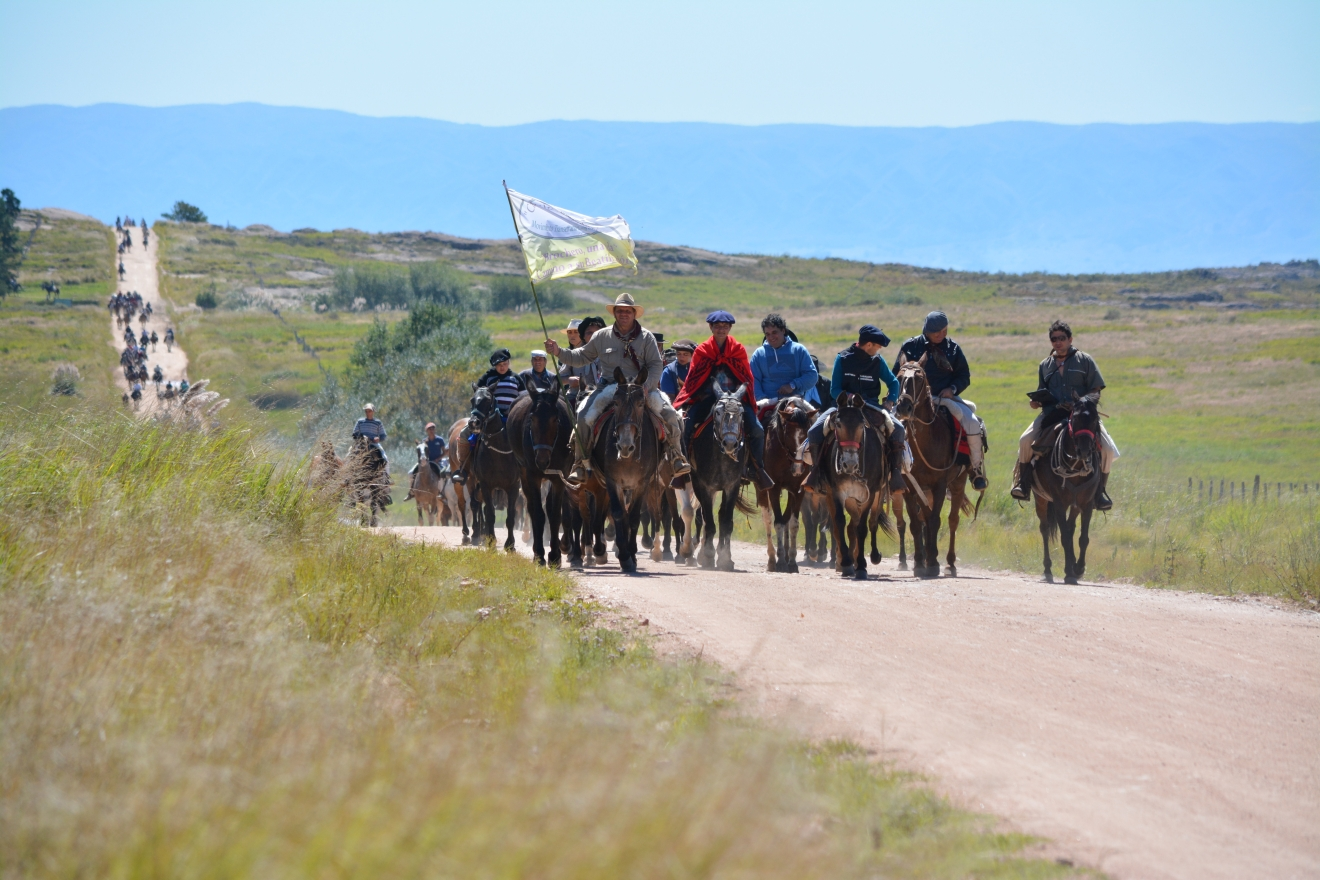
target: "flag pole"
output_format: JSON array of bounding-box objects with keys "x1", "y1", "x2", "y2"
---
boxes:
[{"x1": 502, "y1": 181, "x2": 561, "y2": 378}]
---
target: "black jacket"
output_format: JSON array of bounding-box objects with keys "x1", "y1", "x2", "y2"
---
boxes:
[
  {"x1": 832, "y1": 344, "x2": 886, "y2": 405},
  {"x1": 894, "y1": 335, "x2": 971, "y2": 396}
]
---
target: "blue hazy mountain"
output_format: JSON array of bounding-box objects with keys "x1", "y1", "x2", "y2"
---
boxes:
[{"x1": 1, "y1": 103, "x2": 1315, "y2": 272}]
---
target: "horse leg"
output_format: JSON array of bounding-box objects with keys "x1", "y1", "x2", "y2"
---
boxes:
[
  {"x1": 1076, "y1": 507, "x2": 1092, "y2": 581},
  {"x1": 503, "y1": 488, "x2": 518, "y2": 552},
  {"x1": 680, "y1": 488, "x2": 697, "y2": 565},
  {"x1": 628, "y1": 498, "x2": 646, "y2": 572},
  {"x1": 1038, "y1": 497, "x2": 1054, "y2": 583},
  {"x1": 850, "y1": 505, "x2": 868, "y2": 580},
  {"x1": 760, "y1": 488, "x2": 778, "y2": 572},
  {"x1": 832, "y1": 495, "x2": 854, "y2": 577},
  {"x1": 1060, "y1": 509, "x2": 1079, "y2": 585},
  {"x1": 945, "y1": 489, "x2": 961, "y2": 577},
  {"x1": 695, "y1": 484, "x2": 717, "y2": 570},
  {"x1": 660, "y1": 491, "x2": 675, "y2": 562},
  {"x1": 526, "y1": 478, "x2": 547, "y2": 565},
  {"x1": 922, "y1": 486, "x2": 946, "y2": 578},
  {"x1": 783, "y1": 490, "x2": 802, "y2": 574},
  {"x1": 716, "y1": 490, "x2": 736, "y2": 572}
]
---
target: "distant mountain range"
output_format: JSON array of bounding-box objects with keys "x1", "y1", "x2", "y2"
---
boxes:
[{"x1": 1, "y1": 103, "x2": 1315, "y2": 273}]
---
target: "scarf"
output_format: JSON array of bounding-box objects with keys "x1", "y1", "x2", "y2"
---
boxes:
[
  {"x1": 672, "y1": 334, "x2": 756, "y2": 409},
  {"x1": 613, "y1": 322, "x2": 644, "y2": 373}
]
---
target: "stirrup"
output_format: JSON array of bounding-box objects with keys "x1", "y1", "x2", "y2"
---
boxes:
[{"x1": 670, "y1": 455, "x2": 691, "y2": 476}]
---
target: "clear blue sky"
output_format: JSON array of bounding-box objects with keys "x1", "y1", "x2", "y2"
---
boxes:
[{"x1": 2, "y1": 0, "x2": 1316, "y2": 126}]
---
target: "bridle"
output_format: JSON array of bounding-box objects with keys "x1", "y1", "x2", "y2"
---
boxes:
[
  {"x1": 525, "y1": 393, "x2": 563, "y2": 470},
  {"x1": 896, "y1": 363, "x2": 937, "y2": 427},
  {"x1": 612, "y1": 380, "x2": 647, "y2": 460},
  {"x1": 469, "y1": 392, "x2": 513, "y2": 455},
  {"x1": 712, "y1": 392, "x2": 745, "y2": 460},
  {"x1": 1052, "y1": 402, "x2": 1099, "y2": 479}
]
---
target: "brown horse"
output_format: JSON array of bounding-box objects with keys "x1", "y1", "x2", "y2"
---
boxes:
[
  {"x1": 893, "y1": 357, "x2": 978, "y2": 578},
  {"x1": 444, "y1": 417, "x2": 474, "y2": 544},
  {"x1": 1026, "y1": 393, "x2": 1103, "y2": 584},
  {"x1": 591, "y1": 367, "x2": 663, "y2": 573},
  {"x1": 757, "y1": 397, "x2": 816, "y2": 572},
  {"x1": 408, "y1": 441, "x2": 444, "y2": 526},
  {"x1": 817, "y1": 393, "x2": 891, "y2": 579}
]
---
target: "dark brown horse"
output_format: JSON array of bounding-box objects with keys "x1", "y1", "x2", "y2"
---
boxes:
[
  {"x1": 467, "y1": 385, "x2": 521, "y2": 551},
  {"x1": 1027, "y1": 392, "x2": 1103, "y2": 584},
  {"x1": 591, "y1": 368, "x2": 662, "y2": 573},
  {"x1": 818, "y1": 393, "x2": 891, "y2": 579},
  {"x1": 506, "y1": 384, "x2": 574, "y2": 568},
  {"x1": 893, "y1": 357, "x2": 977, "y2": 578},
  {"x1": 444, "y1": 417, "x2": 474, "y2": 544},
  {"x1": 757, "y1": 397, "x2": 816, "y2": 572}
]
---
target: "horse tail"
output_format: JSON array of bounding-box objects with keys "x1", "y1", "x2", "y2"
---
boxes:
[
  {"x1": 734, "y1": 485, "x2": 758, "y2": 516},
  {"x1": 872, "y1": 502, "x2": 897, "y2": 539}
]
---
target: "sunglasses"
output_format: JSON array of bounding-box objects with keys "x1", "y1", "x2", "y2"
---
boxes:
[{"x1": 1049, "y1": 335, "x2": 1069, "y2": 342}]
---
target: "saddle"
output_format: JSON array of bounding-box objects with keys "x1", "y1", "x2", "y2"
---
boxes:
[{"x1": 1030, "y1": 420, "x2": 1066, "y2": 457}]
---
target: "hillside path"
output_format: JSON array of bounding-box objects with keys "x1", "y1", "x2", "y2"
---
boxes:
[
  {"x1": 389, "y1": 525, "x2": 1319, "y2": 880},
  {"x1": 110, "y1": 225, "x2": 188, "y2": 414}
]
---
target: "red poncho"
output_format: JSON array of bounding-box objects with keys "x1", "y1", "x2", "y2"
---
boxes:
[{"x1": 672, "y1": 334, "x2": 756, "y2": 409}]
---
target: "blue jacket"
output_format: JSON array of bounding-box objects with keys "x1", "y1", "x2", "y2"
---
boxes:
[
  {"x1": 659, "y1": 360, "x2": 689, "y2": 400},
  {"x1": 750, "y1": 339, "x2": 820, "y2": 404},
  {"x1": 830, "y1": 344, "x2": 899, "y2": 405}
]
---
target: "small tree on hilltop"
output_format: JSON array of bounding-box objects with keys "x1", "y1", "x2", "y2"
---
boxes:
[
  {"x1": 0, "y1": 188, "x2": 21, "y2": 298},
  {"x1": 163, "y1": 201, "x2": 208, "y2": 223}
]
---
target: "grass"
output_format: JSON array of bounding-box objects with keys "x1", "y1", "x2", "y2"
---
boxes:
[
  {"x1": 0, "y1": 211, "x2": 118, "y2": 409},
  {"x1": 0, "y1": 404, "x2": 1079, "y2": 878}
]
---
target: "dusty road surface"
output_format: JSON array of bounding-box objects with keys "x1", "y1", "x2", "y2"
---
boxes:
[
  {"x1": 110, "y1": 225, "x2": 188, "y2": 414},
  {"x1": 389, "y1": 524, "x2": 1319, "y2": 880}
]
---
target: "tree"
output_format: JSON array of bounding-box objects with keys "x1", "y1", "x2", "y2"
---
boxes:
[
  {"x1": 162, "y1": 201, "x2": 208, "y2": 223},
  {"x1": 0, "y1": 188, "x2": 21, "y2": 298}
]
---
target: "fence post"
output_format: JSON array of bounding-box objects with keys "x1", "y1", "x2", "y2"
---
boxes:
[
  {"x1": 1219, "y1": 479, "x2": 1224, "y2": 500},
  {"x1": 1253, "y1": 475, "x2": 1260, "y2": 503},
  {"x1": 1198, "y1": 479, "x2": 1203, "y2": 501}
]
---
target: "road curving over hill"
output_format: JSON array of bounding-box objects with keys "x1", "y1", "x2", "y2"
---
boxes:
[{"x1": 389, "y1": 525, "x2": 1319, "y2": 880}]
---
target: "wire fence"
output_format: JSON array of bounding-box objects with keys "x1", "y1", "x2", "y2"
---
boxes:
[{"x1": 1188, "y1": 476, "x2": 1317, "y2": 503}]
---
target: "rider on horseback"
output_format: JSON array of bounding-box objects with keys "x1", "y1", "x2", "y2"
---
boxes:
[
  {"x1": 802, "y1": 324, "x2": 907, "y2": 493},
  {"x1": 672, "y1": 311, "x2": 776, "y2": 490},
  {"x1": 659, "y1": 339, "x2": 697, "y2": 400},
  {"x1": 451, "y1": 350, "x2": 524, "y2": 484},
  {"x1": 352, "y1": 403, "x2": 388, "y2": 461},
  {"x1": 895, "y1": 312, "x2": 988, "y2": 491},
  {"x1": 750, "y1": 314, "x2": 820, "y2": 406},
  {"x1": 520, "y1": 350, "x2": 558, "y2": 393},
  {"x1": 546, "y1": 294, "x2": 690, "y2": 485},
  {"x1": 1011, "y1": 320, "x2": 1118, "y2": 509},
  {"x1": 406, "y1": 422, "x2": 448, "y2": 499}
]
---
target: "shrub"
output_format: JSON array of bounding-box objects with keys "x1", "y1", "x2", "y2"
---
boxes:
[
  {"x1": 49, "y1": 363, "x2": 80, "y2": 395},
  {"x1": 195, "y1": 287, "x2": 218, "y2": 309},
  {"x1": 162, "y1": 200, "x2": 208, "y2": 223},
  {"x1": 487, "y1": 276, "x2": 573, "y2": 312},
  {"x1": 410, "y1": 261, "x2": 472, "y2": 307}
]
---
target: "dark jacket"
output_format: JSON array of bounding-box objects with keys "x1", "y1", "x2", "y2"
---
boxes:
[
  {"x1": 659, "y1": 360, "x2": 689, "y2": 399},
  {"x1": 894, "y1": 335, "x2": 971, "y2": 396},
  {"x1": 519, "y1": 367, "x2": 558, "y2": 393},
  {"x1": 1037, "y1": 348, "x2": 1104, "y2": 410},
  {"x1": 830, "y1": 344, "x2": 899, "y2": 406}
]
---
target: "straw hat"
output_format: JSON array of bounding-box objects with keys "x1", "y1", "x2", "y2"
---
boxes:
[{"x1": 605, "y1": 292, "x2": 644, "y2": 318}]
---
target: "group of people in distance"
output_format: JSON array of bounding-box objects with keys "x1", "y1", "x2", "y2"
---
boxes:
[{"x1": 412, "y1": 292, "x2": 1119, "y2": 510}]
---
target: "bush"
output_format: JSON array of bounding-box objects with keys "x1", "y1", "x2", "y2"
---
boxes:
[
  {"x1": 162, "y1": 201, "x2": 208, "y2": 223},
  {"x1": 195, "y1": 287, "x2": 218, "y2": 309},
  {"x1": 49, "y1": 363, "x2": 80, "y2": 396},
  {"x1": 410, "y1": 261, "x2": 471, "y2": 307},
  {"x1": 326, "y1": 261, "x2": 471, "y2": 311},
  {"x1": 487, "y1": 276, "x2": 574, "y2": 312}
]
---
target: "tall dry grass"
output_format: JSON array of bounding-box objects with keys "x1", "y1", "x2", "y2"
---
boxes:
[{"x1": 0, "y1": 406, "x2": 1072, "y2": 879}]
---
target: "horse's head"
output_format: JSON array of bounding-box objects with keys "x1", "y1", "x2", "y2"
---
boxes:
[
  {"x1": 526, "y1": 384, "x2": 563, "y2": 471},
  {"x1": 1068, "y1": 392, "x2": 1101, "y2": 458},
  {"x1": 611, "y1": 367, "x2": 649, "y2": 460},
  {"x1": 469, "y1": 385, "x2": 497, "y2": 435},
  {"x1": 710, "y1": 385, "x2": 747, "y2": 457},
  {"x1": 895, "y1": 361, "x2": 928, "y2": 420},
  {"x1": 833, "y1": 393, "x2": 868, "y2": 477},
  {"x1": 775, "y1": 397, "x2": 814, "y2": 473}
]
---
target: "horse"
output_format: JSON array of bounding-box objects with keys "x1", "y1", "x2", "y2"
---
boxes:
[
  {"x1": 687, "y1": 378, "x2": 756, "y2": 571},
  {"x1": 345, "y1": 438, "x2": 391, "y2": 527},
  {"x1": 817, "y1": 393, "x2": 891, "y2": 579},
  {"x1": 893, "y1": 356, "x2": 978, "y2": 578},
  {"x1": 757, "y1": 396, "x2": 816, "y2": 572},
  {"x1": 444, "y1": 417, "x2": 475, "y2": 543},
  {"x1": 507, "y1": 384, "x2": 574, "y2": 567},
  {"x1": 466, "y1": 385, "x2": 521, "y2": 551},
  {"x1": 408, "y1": 442, "x2": 444, "y2": 526},
  {"x1": 1027, "y1": 392, "x2": 1103, "y2": 585},
  {"x1": 590, "y1": 367, "x2": 663, "y2": 573}
]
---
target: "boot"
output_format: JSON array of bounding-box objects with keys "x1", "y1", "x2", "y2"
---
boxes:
[
  {"x1": 804, "y1": 437, "x2": 828, "y2": 492},
  {"x1": 667, "y1": 438, "x2": 691, "y2": 476},
  {"x1": 748, "y1": 434, "x2": 775, "y2": 490},
  {"x1": 1095, "y1": 471, "x2": 1113, "y2": 511},
  {"x1": 968, "y1": 434, "x2": 988, "y2": 491},
  {"x1": 1011, "y1": 459, "x2": 1033, "y2": 500},
  {"x1": 887, "y1": 434, "x2": 906, "y2": 492},
  {"x1": 451, "y1": 440, "x2": 476, "y2": 484},
  {"x1": 566, "y1": 430, "x2": 592, "y2": 484}
]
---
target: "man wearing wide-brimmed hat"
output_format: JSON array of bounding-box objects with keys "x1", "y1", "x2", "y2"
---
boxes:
[{"x1": 545, "y1": 292, "x2": 689, "y2": 483}]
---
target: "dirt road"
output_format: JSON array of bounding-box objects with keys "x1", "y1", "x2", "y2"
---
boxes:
[
  {"x1": 110, "y1": 225, "x2": 188, "y2": 414},
  {"x1": 390, "y1": 524, "x2": 1319, "y2": 880}
]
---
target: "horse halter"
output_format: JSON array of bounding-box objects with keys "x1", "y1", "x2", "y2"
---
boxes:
[
  {"x1": 612, "y1": 382, "x2": 646, "y2": 459},
  {"x1": 527, "y1": 396, "x2": 561, "y2": 461},
  {"x1": 713, "y1": 393, "x2": 745, "y2": 459},
  {"x1": 896, "y1": 363, "x2": 935, "y2": 425}
]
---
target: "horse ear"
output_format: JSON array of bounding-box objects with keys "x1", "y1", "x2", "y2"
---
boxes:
[
  {"x1": 471, "y1": 382, "x2": 478, "y2": 391},
  {"x1": 835, "y1": 392, "x2": 848, "y2": 408},
  {"x1": 637, "y1": 365, "x2": 649, "y2": 388},
  {"x1": 733, "y1": 383, "x2": 747, "y2": 400},
  {"x1": 613, "y1": 366, "x2": 626, "y2": 386}
]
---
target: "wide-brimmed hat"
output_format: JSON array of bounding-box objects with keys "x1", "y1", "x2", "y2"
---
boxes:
[
  {"x1": 606, "y1": 292, "x2": 644, "y2": 318},
  {"x1": 564, "y1": 319, "x2": 582, "y2": 332}
]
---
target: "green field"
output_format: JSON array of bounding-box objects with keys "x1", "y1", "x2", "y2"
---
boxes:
[{"x1": 4, "y1": 215, "x2": 1315, "y2": 602}]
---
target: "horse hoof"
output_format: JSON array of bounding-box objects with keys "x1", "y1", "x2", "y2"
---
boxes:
[
  {"x1": 784, "y1": 562, "x2": 799, "y2": 574},
  {"x1": 945, "y1": 565, "x2": 957, "y2": 578},
  {"x1": 718, "y1": 560, "x2": 734, "y2": 572},
  {"x1": 620, "y1": 557, "x2": 637, "y2": 574},
  {"x1": 870, "y1": 552, "x2": 881, "y2": 565},
  {"x1": 1064, "y1": 576, "x2": 1079, "y2": 585},
  {"x1": 1043, "y1": 573, "x2": 1054, "y2": 584},
  {"x1": 534, "y1": 556, "x2": 545, "y2": 567},
  {"x1": 686, "y1": 557, "x2": 698, "y2": 567},
  {"x1": 549, "y1": 555, "x2": 562, "y2": 569},
  {"x1": 641, "y1": 536, "x2": 653, "y2": 550},
  {"x1": 853, "y1": 568, "x2": 868, "y2": 581},
  {"x1": 897, "y1": 561, "x2": 908, "y2": 571},
  {"x1": 662, "y1": 550, "x2": 674, "y2": 562},
  {"x1": 918, "y1": 566, "x2": 939, "y2": 579},
  {"x1": 840, "y1": 566, "x2": 855, "y2": 578}
]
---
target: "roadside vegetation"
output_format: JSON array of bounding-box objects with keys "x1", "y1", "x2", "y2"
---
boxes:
[{"x1": 0, "y1": 405, "x2": 1076, "y2": 878}]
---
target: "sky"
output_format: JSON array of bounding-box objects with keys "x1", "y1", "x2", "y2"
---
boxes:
[{"x1": 1, "y1": 1, "x2": 1317, "y2": 127}]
